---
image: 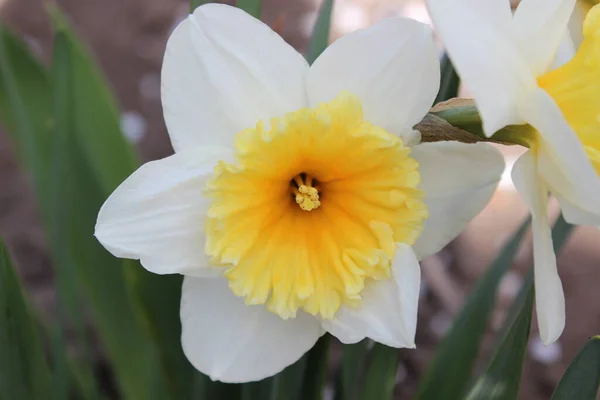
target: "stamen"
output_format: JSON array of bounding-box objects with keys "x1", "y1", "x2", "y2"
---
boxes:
[{"x1": 291, "y1": 173, "x2": 321, "y2": 211}]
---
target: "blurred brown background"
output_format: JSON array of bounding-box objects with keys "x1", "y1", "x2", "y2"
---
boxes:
[{"x1": 0, "y1": 0, "x2": 599, "y2": 398}]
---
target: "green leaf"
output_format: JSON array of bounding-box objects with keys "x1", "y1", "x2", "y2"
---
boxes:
[
  {"x1": 0, "y1": 15, "x2": 174, "y2": 400},
  {"x1": 47, "y1": 8, "x2": 138, "y2": 195},
  {"x1": 0, "y1": 240, "x2": 53, "y2": 400},
  {"x1": 306, "y1": 0, "x2": 334, "y2": 64},
  {"x1": 242, "y1": 379, "x2": 273, "y2": 400},
  {"x1": 434, "y1": 54, "x2": 460, "y2": 104},
  {"x1": 0, "y1": 25, "x2": 52, "y2": 214},
  {"x1": 271, "y1": 356, "x2": 308, "y2": 400},
  {"x1": 237, "y1": 0, "x2": 261, "y2": 18},
  {"x1": 301, "y1": 334, "x2": 332, "y2": 400},
  {"x1": 49, "y1": 18, "x2": 169, "y2": 399},
  {"x1": 50, "y1": 30, "x2": 99, "y2": 400},
  {"x1": 417, "y1": 218, "x2": 531, "y2": 400},
  {"x1": 190, "y1": 0, "x2": 210, "y2": 13},
  {"x1": 340, "y1": 340, "x2": 369, "y2": 400},
  {"x1": 360, "y1": 344, "x2": 399, "y2": 400},
  {"x1": 550, "y1": 337, "x2": 600, "y2": 400},
  {"x1": 466, "y1": 277, "x2": 534, "y2": 400},
  {"x1": 46, "y1": 8, "x2": 197, "y2": 399}
]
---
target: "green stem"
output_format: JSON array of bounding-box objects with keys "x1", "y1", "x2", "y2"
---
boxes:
[{"x1": 430, "y1": 104, "x2": 535, "y2": 148}]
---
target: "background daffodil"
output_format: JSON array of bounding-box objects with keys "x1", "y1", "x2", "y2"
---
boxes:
[{"x1": 427, "y1": 0, "x2": 600, "y2": 345}]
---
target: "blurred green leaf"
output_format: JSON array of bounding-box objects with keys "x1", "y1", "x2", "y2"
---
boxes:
[
  {"x1": 0, "y1": 25, "x2": 52, "y2": 213},
  {"x1": 434, "y1": 54, "x2": 460, "y2": 104},
  {"x1": 307, "y1": 0, "x2": 334, "y2": 64},
  {"x1": 0, "y1": 23, "x2": 96, "y2": 400},
  {"x1": 50, "y1": 30, "x2": 98, "y2": 400},
  {"x1": 417, "y1": 218, "x2": 531, "y2": 400},
  {"x1": 47, "y1": 13, "x2": 170, "y2": 399},
  {"x1": 550, "y1": 337, "x2": 600, "y2": 400},
  {"x1": 206, "y1": 382, "x2": 242, "y2": 400},
  {"x1": 47, "y1": 8, "x2": 137, "y2": 195},
  {"x1": 242, "y1": 379, "x2": 273, "y2": 400},
  {"x1": 237, "y1": 0, "x2": 261, "y2": 18},
  {"x1": 466, "y1": 277, "x2": 534, "y2": 400},
  {"x1": 0, "y1": 240, "x2": 53, "y2": 400},
  {"x1": 340, "y1": 340, "x2": 369, "y2": 400},
  {"x1": 301, "y1": 334, "x2": 332, "y2": 400},
  {"x1": 0, "y1": 14, "x2": 181, "y2": 400},
  {"x1": 190, "y1": 0, "x2": 210, "y2": 13},
  {"x1": 46, "y1": 7, "x2": 198, "y2": 399},
  {"x1": 360, "y1": 344, "x2": 399, "y2": 400},
  {"x1": 271, "y1": 356, "x2": 308, "y2": 400}
]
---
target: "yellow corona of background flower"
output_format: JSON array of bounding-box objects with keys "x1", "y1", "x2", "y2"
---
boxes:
[
  {"x1": 95, "y1": 4, "x2": 504, "y2": 382},
  {"x1": 427, "y1": 0, "x2": 600, "y2": 345}
]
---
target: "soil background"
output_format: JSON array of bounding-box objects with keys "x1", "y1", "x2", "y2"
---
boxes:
[{"x1": 1, "y1": 0, "x2": 599, "y2": 399}]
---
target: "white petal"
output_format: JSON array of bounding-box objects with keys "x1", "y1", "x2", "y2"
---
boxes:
[
  {"x1": 181, "y1": 277, "x2": 323, "y2": 382},
  {"x1": 512, "y1": 152, "x2": 565, "y2": 345},
  {"x1": 95, "y1": 146, "x2": 231, "y2": 276},
  {"x1": 521, "y1": 88, "x2": 600, "y2": 215},
  {"x1": 512, "y1": 0, "x2": 577, "y2": 76},
  {"x1": 162, "y1": 4, "x2": 308, "y2": 152},
  {"x1": 551, "y1": 33, "x2": 576, "y2": 70},
  {"x1": 307, "y1": 17, "x2": 439, "y2": 137},
  {"x1": 555, "y1": 194, "x2": 600, "y2": 226},
  {"x1": 321, "y1": 244, "x2": 420, "y2": 348},
  {"x1": 410, "y1": 142, "x2": 504, "y2": 259},
  {"x1": 426, "y1": 0, "x2": 536, "y2": 136}
]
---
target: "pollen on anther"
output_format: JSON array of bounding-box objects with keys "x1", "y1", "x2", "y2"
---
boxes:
[{"x1": 291, "y1": 174, "x2": 321, "y2": 211}]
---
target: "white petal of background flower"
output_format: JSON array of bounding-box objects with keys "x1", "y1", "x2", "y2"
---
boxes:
[
  {"x1": 520, "y1": 88, "x2": 600, "y2": 215},
  {"x1": 321, "y1": 244, "x2": 420, "y2": 348},
  {"x1": 410, "y1": 142, "x2": 504, "y2": 260},
  {"x1": 306, "y1": 17, "x2": 440, "y2": 138},
  {"x1": 512, "y1": 0, "x2": 577, "y2": 76},
  {"x1": 555, "y1": 194, "x2": 600, "y2": 227},
  {"x1": 95, "y1": 145, "x2": 231, "y2": 277},
  {"x1": 512, "y1": 152, "x2": 565, "y2": 345},
  {"x1": 181, "y1": 277, "x2": 323, "y2": 383},
  {"x1": 426, "y1": 0, "x2": 536, "y2": 136},
  {"x1": 162, "y1": 4, "x2": 309, "y2": 152},
  {"x1": 550, "y1": 33, "x2": 576, "y2": 70}
]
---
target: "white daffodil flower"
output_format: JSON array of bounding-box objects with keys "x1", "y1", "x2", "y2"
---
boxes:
[
  {"x1": 95, "y1": 4, "x2": 504, "y2": 382},
  {"x1": 427, "y1": 0, "x2": 600, "y2": 345}
]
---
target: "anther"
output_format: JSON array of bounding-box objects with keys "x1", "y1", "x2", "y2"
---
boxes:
[{"x1": 290, "y1": 174, "x2": 321, "y2": 211}]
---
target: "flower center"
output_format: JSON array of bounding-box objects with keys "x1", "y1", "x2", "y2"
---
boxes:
[
  {"x1": 204, "y1": 92, "x2": 428, "y2": 320},
  {"x1": 291, "y1": 173, "x2": 321, "y2": 211},
  {"x1": 538, "y1": 4, "x2": 600, "y2": 174}
]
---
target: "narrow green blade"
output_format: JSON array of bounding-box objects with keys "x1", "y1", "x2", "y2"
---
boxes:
[
  {"x1": 0, "y1": 240, "x2": 52, "y2": 400},
  {"x1": 50, "y1": 30, "x2": 99, "y2": 400},
  {"x1": 47, "y1": 8, "x2": 137, "y2": 195},
  {"x1": 306, "y1": 0, "x2": 334, "y2": 64},
  {"x1": 241, "y1": 379, "x2": 273, "y2": 400},
  {"x1": 0, "y1": 15, "x2": 171, "y2": 400},
  {"x1": 340, "y1": 340, "x2": 369, "y2": 400},
  {"x1": 550, "y1": 337, "x2": 600, "y2": 400},
  {"x1": 190, "y1": 0, "x2": 210, "y2": 13},
  {"x1": 237, "y1": 0, "x2": 261, "y2": 18},
  {"x1": 0, "y1": 25, "x2": 51, "y2": 212},
  {"x1": 466, "y1": 278, "x2": 534, "y2": 400},
  {"x1": 50, "y1": 8, "x2": 202, "y2": 398},
  {"x1": 271, "y1": 355, "x2": 308, "y2": 400},
  {"x1": 434, "y1": 54, "x2": 460, "y2": 104},
  {"x1": 467, "y1": 214, "x2": 574, "y2": 400},
  {"x1": 301, "y1": 334, "x2": 332, "y2": 400},
  {"x1": 359, "y1": 344, "x2": 399, "y2": 400},
  {"x1": 417, "y1": 219, "x2": 531, "y2": 400}
]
